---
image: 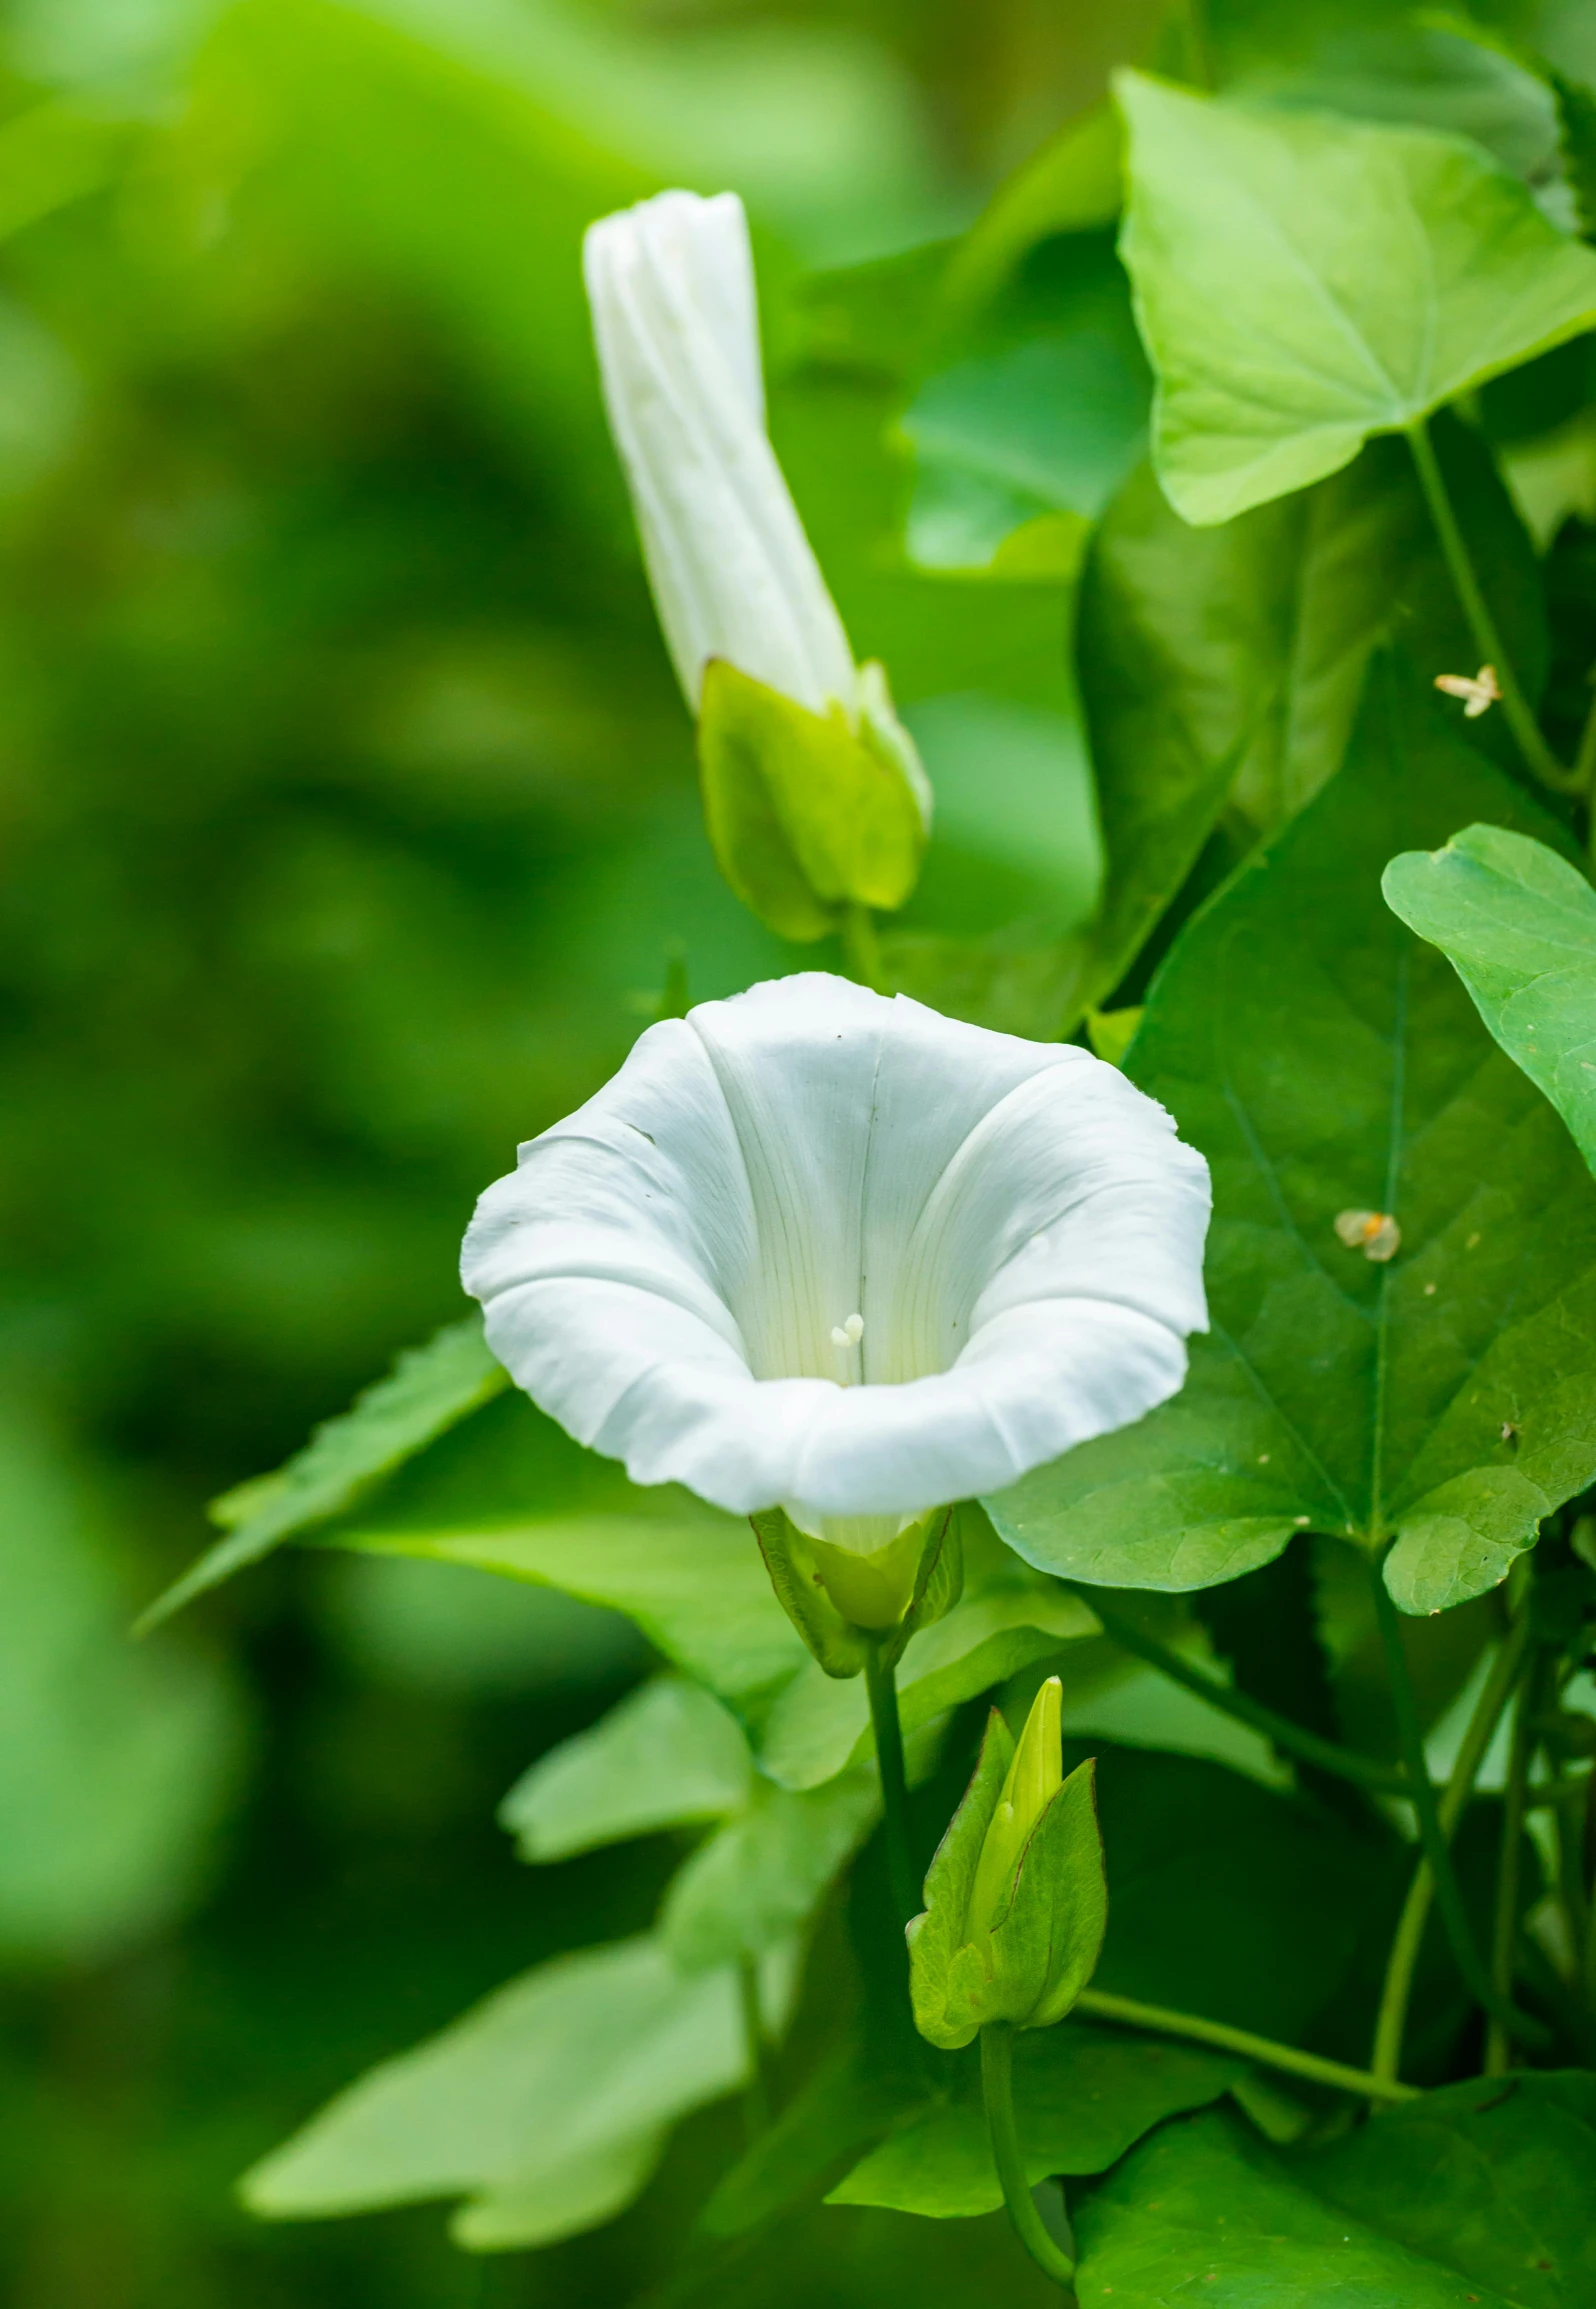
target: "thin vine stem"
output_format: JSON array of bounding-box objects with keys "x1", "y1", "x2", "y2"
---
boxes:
[
  {"x1": 1075, "y1": 1988, "x2": 1419, "y2": 2103},
  {"x1": 1369, "y1": 1556, "x2": 1550, "y2": 2050},
  {"x1": 863, "y1": 1633, "x2": 919, "y2": 1928},
  {"x1": 1575, "y1": 681, "x2": 1596, "y2": 819},
  {"x1": 1405, "y1": 418, "x2": 1578, "y2": 795},
  {"x1": 1371, "y1": 1609, "x2": 1535, "y2": 2082},
  {"x1": 981, "y1": 2024, "x2": 1079, "y2": 2296},
  {"x1": 737, "y1": 1957, "x2": 774, "y2": 2143},
  {"x1": 1061, "y1": 1584, "x2": 1410, "y2": 1795},
  {"x1": 1485, "y1": 1655, "x2": 1544, "y2": 2074},
  {"x1": 1181, "y1": 0, "x2": 1217, "y2": 88}
]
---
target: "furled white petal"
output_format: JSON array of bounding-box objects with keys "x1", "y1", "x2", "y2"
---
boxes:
[
  {"x1": 463, "y1": 975, "x2": 1211, "y2": 1541},
  {"x1": 583, "y1": 190, "x2": 855, "y2": 718}
]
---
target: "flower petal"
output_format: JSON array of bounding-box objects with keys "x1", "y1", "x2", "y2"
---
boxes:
[{"x1": 583, "y1": 191, "x2": 856, "y2": 718}]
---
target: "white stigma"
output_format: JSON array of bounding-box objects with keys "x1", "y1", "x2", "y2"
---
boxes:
[{"x1": 829, "y1": 1312, "x2": 865, "y2": 1349}]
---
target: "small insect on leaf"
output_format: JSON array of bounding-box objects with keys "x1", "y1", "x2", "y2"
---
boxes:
[
  {"x1": 1334, "y1": 1209, "x2": 1401, "y2": 1261},
  {"x1": 1433, "y1": 664, "x2": 1501, "y2": 719}
]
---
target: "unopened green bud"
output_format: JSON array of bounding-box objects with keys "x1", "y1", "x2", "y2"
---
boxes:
[
  {"x1": 907, "y1": 1679, "x2": 1106, "y2": 2051},
  {"x1": 967, "y1": 1674, "x2": 1063, "y2": 1932}
]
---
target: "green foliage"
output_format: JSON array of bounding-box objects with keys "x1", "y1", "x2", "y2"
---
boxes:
[
  {"x1": 898, "y1": 230, "x2": 1150, "y2": 578},
  {"x1": 827, "y1": 2023, "x2": 1240, "y2": 2216},
  {"x1": 499, "y1": 1675, "x2": 752, "y2": 1861},
  {"x1": 242, "y1": 1934, "x2": 785, "y2": 2252},
  {"x1": 661, "y1": 1770, "x2": 878, "y2": 1971},
  {"x1": 0, "y1": 1413, "x2": 243, "y2": 1963},
  {"x1": 754, "y1": 1552, "x2": 1097, "y2": 1790},
  {"x1": 990, "y1": 662, "x2": 1596, "y2": 1614},
  {"x1": 1074, "y1": 2076, "x2": 1596, "y2": 2307},
  {"x1": 1384, "y1": 821, "x2": 1596, "y2": 1176},
  {"x1": 1306, "y1": 2071, "x2": 1596, "y2": 2305},
  {"x1": 1118, "y1": 70, "x2": 1596, "y2": 524},
  {"x1": 146, "y1": 1319, "x2": 510, "y2": 1628},
  {"x1": 336, "y1": 1516, "x2": 806, "y2": 1714}
]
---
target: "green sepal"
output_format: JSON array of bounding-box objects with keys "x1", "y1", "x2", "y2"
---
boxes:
[
  {"x1": 1004, "y1": 1758, "x2": 1107, "y2": 2029},
  {"x1": 908, "y1": 1707, "x2": 1015, "y2": 2050},
  {"x1": 750, "y1": 1508, "x2": 870, "y2": 1679},
  {"x1": 750, "y1": 1504, "x2": 962, "y2": 1677},
  {"x1": 697, "y1": 659, "x2": 927, "y2": 940}
]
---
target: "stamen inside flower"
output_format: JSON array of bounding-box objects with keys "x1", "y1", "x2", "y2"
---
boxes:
[{"x1": 829, "y1": 1312, "x2": 865, "y2": 1348}]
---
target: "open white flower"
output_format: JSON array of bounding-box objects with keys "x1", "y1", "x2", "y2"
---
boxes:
[
  {"x1": 462, "y1": 975, "x2": 1210, "y2": 1556},
  {"x1": 583, "y1": 189, "x2": 930, "y2": 823}
]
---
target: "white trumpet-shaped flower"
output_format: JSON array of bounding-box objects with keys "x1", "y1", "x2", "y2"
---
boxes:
[{"x1": 462, "y1": 975, "x2": 1210, "y2": 1556}]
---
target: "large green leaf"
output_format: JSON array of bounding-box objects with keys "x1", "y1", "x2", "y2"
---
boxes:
[
  {"x1": 335, "y1": 1514, "x2": 806, "y2": 1714},
  {"x1": 1075, "y1": 2076, "x2": 1596, "y2": 2307},
  {"x1": 1073, "y1": 2107, "x2": 1519, "y2": 2306},
  {"x1": 827, "y1": 2022, "x2": 1240, "y2": 2217},
  {"x1": 242, "y1": 1934, "x2": 782, "y2": 2252},
  {"x1": 1117, "y1": 70, "x2": 1596, "y2": 524},
  {"x1": 1077, "y1": 421, "x2": 1543, "y2": 916},
  {"x1": 898, "y1": 231, "x2": 1150, "y2": 579},
  {"x1": 141, "y1": 1317, "x2": 509, "y2": 1628},
  {"x1": 1307, "y1": 2072, "x2": 1596, "y2": 2307},
  {"x1": 660, "y1": 1771, "x2": 877, "y2": 1971},
  {"x1": 499, "y1": 1676, "x2": 753, "y2": 1862},
  {"x1": 991, "y1": 663, "x2": 1596, "y2": 1615},
  {"x1": 1383, "y1": 822, "x2": 1596, "y2": 1176},
  {"x1": 1075, "y1": 1745, "x2": 1376, "y2": 2040}
]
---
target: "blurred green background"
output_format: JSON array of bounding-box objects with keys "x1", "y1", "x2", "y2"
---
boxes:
[{"x1": 0, "y1": 1, "x2": 1121, "y2": 2301}]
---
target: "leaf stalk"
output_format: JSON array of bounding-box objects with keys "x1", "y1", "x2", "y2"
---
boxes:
[
  {"x1": 1369, "y1": 1555, "x2": 1550, "y2": 2050},
  {"x1": 1061, "y1": 1583, "x2": 1411, "y2": 1795},
  {"x1": 1370, "y1": 1608, "x2": 1534, "y2": 2082},
  {"x1": 1075, "y1": 1987, "x2": 1419, "y2": 2103},
  {"x1": 1405, "y1": 418, "x2": 1578, "y2": 795}
]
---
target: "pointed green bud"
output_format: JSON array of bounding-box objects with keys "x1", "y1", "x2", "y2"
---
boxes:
[
  {"x1": 967, "y1": 1675, "x2": 1063, "y2": 1932},
  {"x1": 907, "y1": 1681, "x2": 1106, "y2": 2050}
]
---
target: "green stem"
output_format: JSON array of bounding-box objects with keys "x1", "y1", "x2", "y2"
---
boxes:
[
  {"x1": 1575, "y1": 683, "x2": 1596, "y2": 821},
  {"x1": 1369, "y1": 1557, "x2": 1550, "y2": 2050},
  {"x1": 981, "y1": 2024, "x2": 1079, "y2": 2294},
  {"x1": 1063, "y1": 1584, "x2": 1410, "y2": 1795},
  {"x1": 1583, "y1": 1764, "x2": 1596, "y2": 2017},
  {"x1": 1371, "y1": 1610, "x2": 1534, "y2": 2082},
  {"x1": 1406, "y1": 418, "x2": 1578, "y2": 794},
  {"x1": 737, "y1": 1957, "x2": 773, "y2": 2143},
  {"x1": 840, "y1": 901, "x2": 886, "y2": 992},
  {"x1": 1485, "y1": 1659, "x2": 1542, "y2": 2074},
  {"x1": 863, "y1": 1633, "x2": 919, "y2": 1928},
  {"x1": 1076, "y1": 1988, "x2": 1419, "y2": 2103},
  {"x1": 1181, "y1": 0, "x2": 1216, "y2": 86}
]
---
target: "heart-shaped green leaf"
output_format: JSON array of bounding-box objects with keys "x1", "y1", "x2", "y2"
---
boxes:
[{"x1": 1118, "y1": 70, "x2": 1596, "y2": 524}]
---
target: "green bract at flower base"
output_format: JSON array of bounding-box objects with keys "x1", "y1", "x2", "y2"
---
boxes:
[
  {"x1": 750, "y1": 1501, "x2": 961, "y2": 1675},
  {"x1": 698, "y1": 658, "x2": 929, "y2": 942},
  {"x1": 908, "y1": 1679, "x2": 1106, "y2": 2050}
]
